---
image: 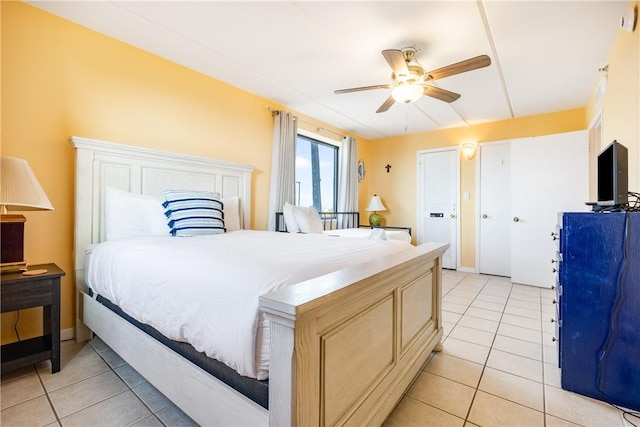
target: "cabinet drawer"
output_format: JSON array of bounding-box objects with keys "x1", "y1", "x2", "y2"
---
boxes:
[{"x1": 1, "y1": 279, "x2": 54, "y2": 312}]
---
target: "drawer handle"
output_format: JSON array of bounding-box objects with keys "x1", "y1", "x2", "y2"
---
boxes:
[
  {"x1": 551, "y1": 259, "x2": 556, "y2": 264},
  {"x1": 552, "y1": 299, "x2": 557, "y2": 304},
  {"x1": 513, "y1": 216, "x2": 520, "y2": 223},
  {"x1": 551, "y1": 232, "x2": 558, "y2": 241},
  {"x1": 552, "y1": 337, "x2": 558, "y2": 342},
  {"x1": 482, "y1": 214, "x2": 488, "y2": 219},
  {"x1": 551, "y1": 318, "x2": 556, "y2": 323},
  {"x1": 552, "y1": 268, "x2": 557, "y2": 273}
]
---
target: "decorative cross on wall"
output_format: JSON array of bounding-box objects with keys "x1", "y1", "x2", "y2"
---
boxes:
[{"x1": 385, "y1": 164, "x2": 392, "y2": 173}]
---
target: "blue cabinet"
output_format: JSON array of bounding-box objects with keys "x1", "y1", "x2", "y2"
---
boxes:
[{"x1": 558, "y1": 212, "x2": 640, "y2": 411}]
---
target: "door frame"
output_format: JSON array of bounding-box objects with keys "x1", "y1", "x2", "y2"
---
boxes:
[{"x1": 416, "y1": 147, "x2": 461, "y2": 270}]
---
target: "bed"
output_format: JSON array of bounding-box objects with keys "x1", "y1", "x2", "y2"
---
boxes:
[
  {"x1": 274, "y1": 211, "x2": 412, "y2": 243},
  {"x1": 71, "y1": 136, "x2": 448, "y2": 426}
]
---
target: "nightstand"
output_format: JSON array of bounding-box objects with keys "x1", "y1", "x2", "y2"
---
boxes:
[{"x1": 1, "y1": 263, "x2": 65, "y2": 374}]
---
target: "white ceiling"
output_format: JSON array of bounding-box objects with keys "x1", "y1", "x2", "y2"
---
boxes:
[{"x1": 29, "y1": 1, "x2": 630, "y2": 140}]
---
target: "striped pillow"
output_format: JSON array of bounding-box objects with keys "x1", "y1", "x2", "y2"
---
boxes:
[{"x1": 163, "y1": 190, "x2": 225, "y2": 236}]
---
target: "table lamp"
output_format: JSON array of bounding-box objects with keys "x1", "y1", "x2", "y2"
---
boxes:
[
  {"x1": 1, "y1": 157, "x2": 54, "y2": 273},
  {"x1": 366, "y1": 194, "x2": 387, "y2": 227}
]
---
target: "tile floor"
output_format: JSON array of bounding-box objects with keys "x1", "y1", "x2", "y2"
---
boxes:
[{"x1": 1, "y1": 270, "x2": 638, "y2": 426}]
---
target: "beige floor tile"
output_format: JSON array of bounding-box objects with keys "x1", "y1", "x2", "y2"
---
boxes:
[
  {"x1": 475, "y1": 293, "x2": 508, "y2": 305},
  {"x1": 543, "y1": 363, "x2": 562, "y2": 388},
  {"x1": 501, "y1": 313, "x2": 542, "y2": 331},
  {"x1": 442, "y1": 322, "x2": 455, "y2": 337},
  {"x1": 407, "y1": 371, "x2": 475, "y2": 418},
  {"x1": 507, "y1": 298, "x2": 541, "y2": 310},
  {"x1": 425, "y1": 353, "x2": 483, "y2": 388},
  {"x1": 479, "y1": 367, "x2": 544, "y2": 411},
  {"x1": 442, "y1": 337, "x2": 491, "y2": 365},
  {"x1": 60, "y1": 390, "x2": 151, "y2": 426},
  {"x1": 449, "y1": 325, "x2": 494, "y2": 347},
  {"x1": 470, "y1": 300, "x2": 505, "y2": 312},
  {"x1": 443, "y1": 295, "x2": 474, "y2": 306},
  {"x1": 442, "y1": 301, "x2": 468, "y2": 314},
  {"x1": 0, "y1": 370, "x2": 45, "y2": 410},
  {"x1": 544, "y1": 385, "x2": 625, "y2": 427},
  {"x1": 38, "y1": 352, "x2": 110, "y2": 392},
  {"x1": 492, "y1": 334, "x2": 542, "y2": 361},
  {"x1": 504, "y1": 305, "x2": 542, "y2": 320},
  {"x1": 486, "y1": 349, "x2": 543, "y2": 382},
  {"x1": 49, "y1": 371, "x2": 128, "y2": 418},
  {"x1": 457, "y1": 315, "x2": 500, "y2": 333},
  {"x1": 447, "y1": 288, "x2": 480, "y2": 299},
  {"x1": 468, "y1": 390, "x2": 544, "y2": 427},
  {"x1": 155, "y1": 404, "x2": 199, "y2": 427},
  {"x1": 132, "y1": 382, "x2": 172, "y2": 412},
  {"x1": 383, "y1": 396, "x2": 465, "y2": 427},
  {"x1": 60, "y1": 339, "x2": 96, "y2": 362},
  {"x1": 464, "y1": 306, "x2": 503, "y2": 322},
  {"x1": 0, "y1": 395, "x2": 57, "y2": 426},
  {"x1": 497, "y1": 322, "x2": 543, "y2": 344},
  {"x1": 442, "y1": 311, "x2": 462, "y2": 324},
  {"x1": 130, "y1": 415, "x2": 165, "y2": 427},
  {"x1": 0, "y1": 365, "x2": 37, "y2": 383},
  {"x1": 545, "y1": 414, "x2": 583, "y2": 427}
]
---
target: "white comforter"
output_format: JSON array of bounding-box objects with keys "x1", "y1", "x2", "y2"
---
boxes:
[{"x1": 86, "y1": 230, "x2": 412, "y2": 379}]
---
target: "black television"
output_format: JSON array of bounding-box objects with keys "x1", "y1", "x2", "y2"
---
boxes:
[{"x1": 597, "y1": 140, "x2": 628, "y2": 206}]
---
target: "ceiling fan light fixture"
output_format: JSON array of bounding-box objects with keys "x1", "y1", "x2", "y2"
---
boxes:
[{"x1": 391, "y1": 84, "x2": 423, "y2": 104}]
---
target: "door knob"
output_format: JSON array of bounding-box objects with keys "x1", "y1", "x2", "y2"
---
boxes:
[
  {"x1": 513, "y1": 216, "x2": 520, "y2": 222},
  {"x1": 482, "y1": 214, "x2": 488, "y2": 219},
  {"x1": 449, "y1": 213, "x2": 456, "y2": 219}
]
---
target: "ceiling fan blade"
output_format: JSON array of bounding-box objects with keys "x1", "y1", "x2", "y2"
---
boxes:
[
  {"x1": 376, "y1": 96, "x2": 395, "y2": 113},
  {"x1": 423, "y1": 86, "x2": 461, "y2": 103},
  {"x1": 425, "y1": 55, "x2": 491, "y2": 81},
  {"x1": 382, "y1": 49, "x2": 409, "y2": 75},
  {"x1": 334, "y1": 84, "x2": 392, "y2": 94}
]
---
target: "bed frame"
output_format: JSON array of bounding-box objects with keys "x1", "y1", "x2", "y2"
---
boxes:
[
  {"x1": 274, "y1": 211, "x2": 360, "y2": 232},
  {"x1": 71, "y1": 136, "x2": 448, "y2": 426}
]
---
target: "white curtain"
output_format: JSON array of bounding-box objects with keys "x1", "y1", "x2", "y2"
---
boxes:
[
  {"x1": 338, "y1": 135, "x2": 359, "y2": 226},
  {"x1": 267, "y1": 111, "x2": 298, "y2": 231}
]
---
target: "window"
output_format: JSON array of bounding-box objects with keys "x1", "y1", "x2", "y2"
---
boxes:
[{"x1": 295, "y1": 134, "x2": 338, "y2": 213}]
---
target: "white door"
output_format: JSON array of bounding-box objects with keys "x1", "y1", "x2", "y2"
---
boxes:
[
  {"x1": 479, "y1": 143, "x2": 511, "y2": 277},
  {"x1": 510, "y1": 131, "x2": 589, "y2": 287},
  {"x1": 418, "y1": 149, "x2": 458, "y2": 269}
]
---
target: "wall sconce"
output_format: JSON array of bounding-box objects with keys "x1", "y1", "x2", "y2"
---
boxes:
[{"x1": 461, "y1": 142, "x2": 477, "y2": 161}]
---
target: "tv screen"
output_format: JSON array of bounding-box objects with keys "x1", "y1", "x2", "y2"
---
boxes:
[{"x1": 597, "y1": 140, "x2": 628, "y2": 206}]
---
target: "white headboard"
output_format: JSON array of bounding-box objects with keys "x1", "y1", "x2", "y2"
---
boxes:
[{"x1": 71, "y1": 136, "x2": 254, "y2": 271}]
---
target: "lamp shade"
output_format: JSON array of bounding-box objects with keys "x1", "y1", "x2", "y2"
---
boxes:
[
  {"x1": 366, "y1": 195, "x2": 387, "y2": 212},
  {"x1": 1, "y1": 157, "x2": 54, "y2": 211}
]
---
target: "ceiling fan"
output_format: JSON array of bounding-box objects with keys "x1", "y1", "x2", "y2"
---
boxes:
[{"x1": 334, "y1": 47, "x2": 491, "y2": 113}]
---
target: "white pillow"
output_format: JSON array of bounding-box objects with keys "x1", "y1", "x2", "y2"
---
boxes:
[
  {"x1": 222, "y1": 196, "x2": 241, "y2": 232},
  {"x1": 283, "y1": 203, "x2": 300, "y2": 233},
  {"x1": 105, "y1": 187, "x2": 170, "y2": 240},
  {"x1": 294, "y1": 206, "x2": 323, "y2": 234}
]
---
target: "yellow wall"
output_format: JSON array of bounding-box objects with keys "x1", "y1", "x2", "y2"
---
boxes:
[
  {"x1": 0, "y1": 2, "x2": 360, "y2": 343},
  {"x1": 362, "y1": 109, "x2": 586, "y2": 267}
]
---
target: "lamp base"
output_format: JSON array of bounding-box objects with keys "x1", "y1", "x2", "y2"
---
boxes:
[
  {"x1": 1, "y1": 215, "x2": 27, "y2": 273},
  {"x1": 369, "y1": 212, "x2": 382, "y2": 227}
]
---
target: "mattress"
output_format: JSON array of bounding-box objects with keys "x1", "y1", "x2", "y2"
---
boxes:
[{"x1": 86, "y1": 230, "x2": 412, "y2": 379}]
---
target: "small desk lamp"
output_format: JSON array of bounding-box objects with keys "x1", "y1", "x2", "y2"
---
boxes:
[
  {"x1": 1, "y1": 157, "x2": 54, "y2": 273},
  {"x1": 366, "y1": 194, "x2": 387, "y2": 227}
]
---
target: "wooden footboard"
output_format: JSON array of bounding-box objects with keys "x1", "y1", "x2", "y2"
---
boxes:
[{"x1": 260, "y1": 242, "x2": 447, "y2": 426}]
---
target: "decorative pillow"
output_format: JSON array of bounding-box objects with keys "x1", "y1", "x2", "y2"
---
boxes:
[
  {"x1": 294, "y1": 206, "x2": 324, "y2": 234},
  {"x1": 221, "y1": 196, "x2": 241, "y2": 232},
  {"x1": 282, "y1": 202, "x2": 300, "y2": 233},
  {"x1": 105, "y1": 187, "x2": 170, "y2": 240},
  {"x1": 163, "y1": 190, "x2": 225, "y2": 236}
]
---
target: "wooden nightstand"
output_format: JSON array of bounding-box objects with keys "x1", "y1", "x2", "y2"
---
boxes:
[{"x1": 1, "y1": 263, "x2": 65, "y2": 374}]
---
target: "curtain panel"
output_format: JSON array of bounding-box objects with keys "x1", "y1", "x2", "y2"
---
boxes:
[{"x1": 267, "y1": 111, "x2": 298, "y2": 231}]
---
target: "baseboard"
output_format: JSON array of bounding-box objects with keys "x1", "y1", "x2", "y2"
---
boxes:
[
  {"x1": 61, "y1": 327, "x2": 75, "y2": 342},
  {"x1": 457, "y1": 266, "x2": 478, "y2": 274}
]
